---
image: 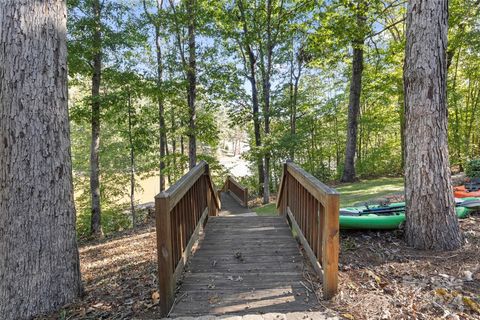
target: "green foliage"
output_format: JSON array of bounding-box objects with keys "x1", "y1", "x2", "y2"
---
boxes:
[
  {"x1": 465, "y1": 159, "x2": 480, "y2": 179},
  {"x1": 65, "y1": 0, "x2": 480, "y2": 237},
  {"x1": 76, "y1": 205, "x2": 132, "y2": 240}
]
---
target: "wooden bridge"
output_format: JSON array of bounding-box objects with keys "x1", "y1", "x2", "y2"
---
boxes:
[{"x1": 154, "y1": 161, "x2": 339, "y2": 318}]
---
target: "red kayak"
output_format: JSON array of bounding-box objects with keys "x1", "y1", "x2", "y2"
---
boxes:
[{"x1": 454, "y1": 185, "x2": 480, "y2": 198}]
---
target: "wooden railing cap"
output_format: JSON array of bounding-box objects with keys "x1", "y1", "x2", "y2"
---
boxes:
[
  {"x1": 286, "y1": 162, "x2": 339, "y2": 195},
  {"x1": 155, "y1": 191, "x2": 170, "y2": 199}
]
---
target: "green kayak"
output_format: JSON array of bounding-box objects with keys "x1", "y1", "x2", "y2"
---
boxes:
[{"x1": 339, "y1": 198, "x2": 479, "y2": 230}]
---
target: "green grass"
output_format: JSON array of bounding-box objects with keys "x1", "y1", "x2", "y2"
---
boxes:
[
  {"x1": 335, "y1": 177, "x2": 404, "y2": 207},
  {"x1": 252, "y1": 177, "x2": 404, "y2": 214},
  {"x1": 254, "y1": 203, "x2": 277, "y2": 216}
]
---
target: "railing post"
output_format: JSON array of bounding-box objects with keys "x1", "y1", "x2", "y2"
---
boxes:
[
  {"x1": 279, "y1": 163, "x2": 288, "y2": 216},
  {"x1": 207, "y1": 185, "x2": 218, "y2": 216},
  {"x1": 155, "y1": 193, "x2": 174, "y2": 316},
  {"x1": 205, "y1": 165, "x2": 218, "y2": 216},
  {"x1": 321, "y1": 193, "x2": 339, "y2": 299},
  {"x1": 244, "y1": 188, "x2": 248, "y2": 208}
]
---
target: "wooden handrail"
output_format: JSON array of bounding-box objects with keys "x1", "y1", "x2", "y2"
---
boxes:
[
  {"x1": 155, "y1": 160, "x2": 220, "y2": 316},
  {"x1": 223, "y1": 175, "x2": 248, "y2": 207},
  {"x1": 277, "y1": 161, "x2": 340, "y2": 299}
]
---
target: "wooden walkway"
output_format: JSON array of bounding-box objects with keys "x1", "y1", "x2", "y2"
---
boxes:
[{"x1": 169, "y1": 193, "x2": 320, "y2": 317}]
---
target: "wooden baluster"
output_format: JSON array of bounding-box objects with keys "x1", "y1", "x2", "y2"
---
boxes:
[
  {"x1": 155, "y1": 194, "x2": 174, "y2": 316},
  {"x1": 310, "y1": 194, "x2": 314, "y2": 248},
  {"x1": 312, "y1": 198, "x2": 321, "y2": 260},
  {"x1": 318, "y1": 203, "x2": 324, "y2": 265}
]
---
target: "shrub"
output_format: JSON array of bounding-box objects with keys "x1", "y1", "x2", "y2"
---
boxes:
[{"x1": 465, "y1": 159, "x2": 480, "y2": 179}]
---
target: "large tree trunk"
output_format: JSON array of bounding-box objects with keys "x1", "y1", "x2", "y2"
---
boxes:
[
  {"x1": 403, "y1": 0, "x2": 462, "y2": 250},
  {"x1": 187, "y1": 0, "x2": 197, "y2": 170},
  {"x1": 0, "y1": 1, "x2": 82, "y2": 318},
  {"x1": 90, "y1": 0, "x2": 103, "y2": 237},
  {"x1": 341, "y1": 32, "x2": 364, "y2": 182}
]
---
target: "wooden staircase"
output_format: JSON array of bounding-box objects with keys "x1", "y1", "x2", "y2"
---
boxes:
[{"x1": 152, "y1": 161, "x2": 339, "y2": 318}]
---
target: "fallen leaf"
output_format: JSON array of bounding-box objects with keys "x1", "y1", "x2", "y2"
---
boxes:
[{"x1": 151, "y1": 291, "x2": 160, "y2": 305}]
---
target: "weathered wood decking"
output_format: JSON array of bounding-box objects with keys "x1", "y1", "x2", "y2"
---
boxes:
[{"x1": 169, "y1": 193, "x2": 320, "y2": 317}]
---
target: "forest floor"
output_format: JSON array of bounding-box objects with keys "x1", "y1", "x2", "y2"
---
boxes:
[
  {"x1": 36, "y1": 210, "x2": 480, "y2": 320},
  {"x1": 37, "y1": 174, "x2": 479, "y2": 319}
]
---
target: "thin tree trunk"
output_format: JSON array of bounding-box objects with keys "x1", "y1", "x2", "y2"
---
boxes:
[
  {"x1": 289, "y1": 47, "x2": 302, "y2": 161},
  {"x1": 341, "y1": 13, "x2": 364, "y2": 182},
  {"x1": 251, "y1": 73, "x2": 265, "y2": 196},
  {"x1": 187, "y1": 0, "x2": 197, "y2": 169},
  {"x1": 260, "y1": 0, "x2": 273, "y2": 205},
  {"x1": 398, "y1": 79, "x2": 406, "y2": 170},
  {"x1": 0, "y1": 1, "x2": 82, "y2": 318},
  {"x1": 171, "y1": 110, "x2": 176, "y2": 183},
  {"x1": 156, "y1": 24, "x2": 167, "y2": 190},
  {"x1": 128, "y1": 91, "x2": 136, "y2": 227},
  {"x1": 90, "y1": 0, "x2": 103, "y2": 237},
  {"x1": 451, "y1": 48, "x2": 462, "y2": 168},
  {"x1": 237, "y1": 0, "x2": 264, "y2": 195},
  {"x1": 292, "y1": 63, "x2": 301, "y2": 156},
  {"x1": 143, "y1": 0, "x2": 166, "y2": 190},
  {"x1": 403, "y1": 0, "x2": 462, "y2": 250}
]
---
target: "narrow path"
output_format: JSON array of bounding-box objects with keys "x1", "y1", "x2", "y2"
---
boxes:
[
  {"x1": 219, "y1": 192, "x2": 253, "y2": 215},
  {"x1": 168, "y1": 193, "x2": 331, "y2": 318}
]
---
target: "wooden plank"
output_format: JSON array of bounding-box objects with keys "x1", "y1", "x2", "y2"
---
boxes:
[
  {"x1": 286, "y1": 207, "x2": 323, "y2": 279},
  {"x1": 173, "y1": 207, "x2": 209, "y2": 284},
  {"x1": 179, "y1": 272, "x2": 303, "y2": 282},
  {"x1": 167, "y1": 200, "x2": 318, "y2": 317},
  {"x1": 155, "y1": 195, "x2": 174, "y2": 317},
  {"x1": 172, "y1": 295, "x2": 315, "y2": 315},
  {"x1": 322, "y1": 194, "x2": 339, "y2": 299},
  {"x1": 199, "y1": 237, "x2": 299, "y2": 244},
  {"x1": 191, "y1": 254, "x2": 303, "y2": 266},
  {"x1": 188, "y1": 264, "x2": 303, "y2": 273},
  {"x1": 191, "y1": 249, "x2": 302, "y2": 257}
]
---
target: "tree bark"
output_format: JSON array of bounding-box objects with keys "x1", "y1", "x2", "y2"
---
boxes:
[
  {"x1": 237, "y1": 0, "x2": 264, "y2": 195},
  {"x1": 403, "y1": 0, "x2": 462, "y2": 250},
  {"x1": 156, "y1": 27, "x2": 167, "y2": 189},
  {"x1": 127, "y1": 91, "x2": 136, "y2": 227},
  {"x1": 289, "y1": 49, "x2": 302, "y2": 161},
  {"x1": 143, "y1": 0, "x2": 167, "y2": 189},
  {"x1": 341, "y1": 20, "x2": 364, "y2": 182},
  {"x1": 187, "y1": 0, "x2": 197, "y2": 169},
  {"x1": 90, "y1": 0, "x2": 103, "y2": 237},
  {"x1": 0, "y1": 1, "x2": 82, "y2": 318},
  {"x1": 260, "y1": 0, "x2": 273, "y2": 205}
]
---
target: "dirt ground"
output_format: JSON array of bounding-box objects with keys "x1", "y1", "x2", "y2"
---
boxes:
[
  {"x1": 323, "y1": 215, "x2": 480, "y2": 320},
  {"x1": 36, "y1": 212, "x2": 480, "y2": 320}
]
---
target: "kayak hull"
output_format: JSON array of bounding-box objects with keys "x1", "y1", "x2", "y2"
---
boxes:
[
  {"x1": 454, "y1": 185, "x2": 480, "y2": 198},
  {"x1": 340, "y1": 203, "x2": 473, "y2": 230}
]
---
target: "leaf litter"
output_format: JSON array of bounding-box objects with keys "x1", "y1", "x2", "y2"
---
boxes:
[{"x1": 34, "y1": 212, "x2": 480, "y2": 319}]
